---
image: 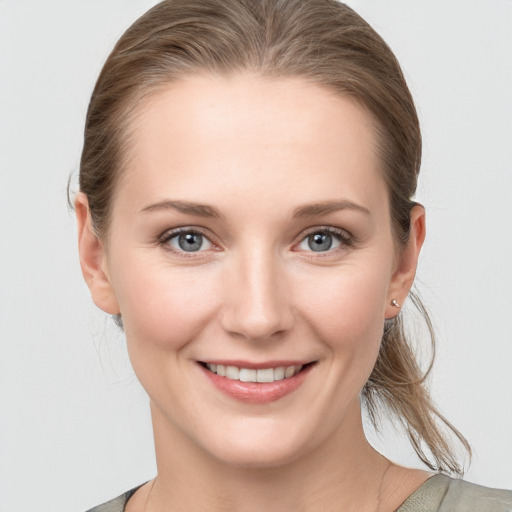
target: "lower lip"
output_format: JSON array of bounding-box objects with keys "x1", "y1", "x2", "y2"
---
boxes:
[{"x1": 199, "y1": 364, "x2": 313, "y2": 404}]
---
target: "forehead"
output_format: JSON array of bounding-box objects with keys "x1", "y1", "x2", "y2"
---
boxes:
[{"x1": 115, "y1": 73, "x2": 387, "y2": 216}]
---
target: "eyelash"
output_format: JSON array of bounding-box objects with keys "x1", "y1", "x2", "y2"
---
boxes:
[
  {"x1": 296, "y1": 226, "x2": 354, "y2": 255},
  {"x1": 157, "y1": 226, "x2": 354, "y2": 257},
  {"x1": 158, "y1": 227, "x2": 217, "y2": 257}
]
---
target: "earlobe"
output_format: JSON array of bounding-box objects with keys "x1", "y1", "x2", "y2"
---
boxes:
[
  {"x1": 75, "y1": 192, "x2": 120, "y2": 315},
  {"x1": 385, "y1": 205, "x2": 426, "y2": 318}
]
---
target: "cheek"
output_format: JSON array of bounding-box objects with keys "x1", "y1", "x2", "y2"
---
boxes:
[
  {"x1": 295, "y1": 260, "x2": 390, "y2": 359},
  {"x1": 111, "y1": 257, "x2": 220, "y2": 355}
]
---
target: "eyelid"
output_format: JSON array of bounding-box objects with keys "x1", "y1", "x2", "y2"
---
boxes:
[
  {"x1": 156, "y1": 225, "x2": 353, "y2": 256},
  {"x1": 293, "y1": 226, "x2": 354, "y2": 254},
  {"x1": 158, "y1": 226, "x2": 220, "y2": 256}
]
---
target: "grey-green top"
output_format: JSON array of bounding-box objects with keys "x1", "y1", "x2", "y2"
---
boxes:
[
  {"x1": 86, "y1": 475, "x2": 512, "y2": 512},
  {"x1": 397, "y1": 475, "x2": 512, "y2": 511}
]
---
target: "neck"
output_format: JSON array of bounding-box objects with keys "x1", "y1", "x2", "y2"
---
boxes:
[{"x1": 148, "y1": 399, "x2": 389, "y2": 512}]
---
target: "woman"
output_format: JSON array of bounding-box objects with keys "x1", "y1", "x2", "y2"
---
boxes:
[{"x1": 74, "y1": 0, "x2": 512, "y2": 510}]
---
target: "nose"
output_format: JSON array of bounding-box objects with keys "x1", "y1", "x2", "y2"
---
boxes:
[{"x1": 220, "y1": 246, "x2": 294, "y2": 342}]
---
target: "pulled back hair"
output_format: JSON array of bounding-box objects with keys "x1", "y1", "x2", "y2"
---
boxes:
[{"x1": 79, "y1": 0, "x2": 471, "y2": 473}]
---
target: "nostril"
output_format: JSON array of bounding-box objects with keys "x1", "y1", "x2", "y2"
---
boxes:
[
  {"x1": 219, "y1": 266, "x2": 294, "y2": 341},
  {"x1": 220, "y1": 309, "x2": 294, "y2": 342}
]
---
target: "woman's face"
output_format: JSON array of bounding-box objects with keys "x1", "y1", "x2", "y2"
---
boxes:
[{"x1": 79, "y1": 74, "x2": 423, "y2": 468}]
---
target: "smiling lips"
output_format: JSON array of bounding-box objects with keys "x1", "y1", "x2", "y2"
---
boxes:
[{"x1": 200, "y1": 361, "x2": 314, "y2": 403}]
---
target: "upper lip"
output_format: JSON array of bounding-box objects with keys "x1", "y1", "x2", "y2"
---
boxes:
[{"x1": 199, "y1": 360, "x2": 316, "y2": 369}]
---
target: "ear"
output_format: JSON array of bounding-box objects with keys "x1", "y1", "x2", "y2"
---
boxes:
[
  {"x1": 75, "y1": 192, "x2": 120, "y2": 315},
  {"x1": 385, "y1": 205, "x2": 426, "y2": 319}
]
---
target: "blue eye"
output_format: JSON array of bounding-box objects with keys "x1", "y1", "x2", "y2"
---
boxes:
[
  {"x1": 298, "y1": 230, "x2": 344, "y2": 252},
  {"x1": 167, "y1": 231, "x2": 212, "y2": 252}
]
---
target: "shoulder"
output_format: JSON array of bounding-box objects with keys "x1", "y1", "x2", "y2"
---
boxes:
[
  {"x1": 84, "y1": 485, "x2": 141, "y2": 512},
  {"x1": 398, "y1": 474, "x2": 512, "y2": 512}
]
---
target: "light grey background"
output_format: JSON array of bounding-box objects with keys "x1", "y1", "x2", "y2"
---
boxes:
[{"x1": 0, "y1": 1, "x2": 511, "y2": 511}]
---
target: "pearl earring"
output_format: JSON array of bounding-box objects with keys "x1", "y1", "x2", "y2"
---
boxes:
[{"x1": 391, "y1": 299, "x2": 400, "y2": 308}]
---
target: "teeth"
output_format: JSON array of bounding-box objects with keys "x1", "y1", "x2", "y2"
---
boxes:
[
  {"x1": 273, "y1": 367, "x2": 285, "y2": 381},
  {"x1": 284, "y1": 366, "x2": 295, "y2": 378},
  {"x1": 256, "y1": 368, "x2": 274, "y2": 383},
  {"x1": 206, "y1": 363, "x2": 303, "y2": 382},
  {"x1": 225, "y1": 366, "x2": 239, "y2": 380},
  {"x1": 239, "y1": 368, "x2": 257, "y2": 382}
]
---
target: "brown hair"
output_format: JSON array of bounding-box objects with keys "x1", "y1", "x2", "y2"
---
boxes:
[{"x1": 79, "y1": 0, "x2": 470, "y2": 473}]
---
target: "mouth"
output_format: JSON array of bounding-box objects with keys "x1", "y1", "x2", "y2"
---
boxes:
[
  {"x1": 198, "y1": 360, "x2": 316, "y2": 403},
  {"x1": 199, "y1": 362, "x2": 313, "y2": 383}
]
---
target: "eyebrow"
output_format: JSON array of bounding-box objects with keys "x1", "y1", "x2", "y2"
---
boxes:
[
  {"x1": 292, "y1": 200, "x2": 371, "y2": 218},
  {"x1": 140, "y1": 200, "x2": 222, "y2": 218},
  {"x1": 140, "y1": 198, "x2": 370, "y2": 219}
]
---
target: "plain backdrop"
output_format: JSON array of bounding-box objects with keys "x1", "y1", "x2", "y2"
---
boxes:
[{"x1": 0, "y1": 1, "x2": 511, "y2": 511}]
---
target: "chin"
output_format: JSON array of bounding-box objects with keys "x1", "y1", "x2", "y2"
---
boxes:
[{"x1": 203, "y1": 422, "x2": 313, "y2": 470}]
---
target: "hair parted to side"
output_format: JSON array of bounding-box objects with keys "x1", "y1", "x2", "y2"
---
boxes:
[{"x1": 79, "y1": 0, "x2": 471, "y2": 474}]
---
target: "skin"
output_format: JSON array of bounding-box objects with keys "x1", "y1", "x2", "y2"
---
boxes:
[{"x1": 76, "y1": 74, "x2": 428, "y2": 511}]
